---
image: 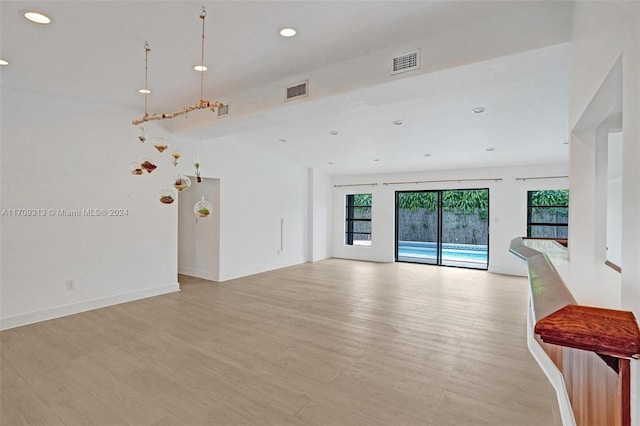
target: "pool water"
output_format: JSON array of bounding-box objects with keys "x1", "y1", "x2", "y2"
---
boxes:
[{"x1": 398, "y1": 241, "x2": 488, "y2": 263}]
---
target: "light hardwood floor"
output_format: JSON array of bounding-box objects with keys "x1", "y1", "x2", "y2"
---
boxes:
[{"x1": 1, "y1": 259, "x2": 561, "y2": 425}]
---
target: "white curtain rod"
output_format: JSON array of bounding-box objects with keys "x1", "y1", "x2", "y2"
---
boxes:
[
  {"x1": 515, "y1": 175, "x2": 569, "y2": 181},
  {"x1": 333, "y1": 183, "x2": 378, "y2": 188},
  {"x1": 382, "y1": 178, "x2": 502, "y2": 186}
]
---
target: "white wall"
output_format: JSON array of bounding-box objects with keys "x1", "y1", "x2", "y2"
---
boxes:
[
  {"x1": 569, "y1": 2, "x2": 640, "y2": 424},
  {"x1": 0, "y1": 87, "x2": 330, "y2": 328},
  {"x1": 178, "y1": 177, "x2": 220, "y2": 281},
  {"x1": 0, "y1": 88, "x2": 179, "y2": 330},
  {"x1": 309, "y1": 168, "x2": 333, "y2": 262},
  {"x1": 170, "y1": 136, "x2": 312, "y2": 281},
  {"x1": 570, "y1": 1, "x2": 640, "y2": 316},
  {"x1": 331, "y1": 163, "x2": 568, "y2": 276},
  {"x1": 606, "y1": 131, "x2": 623, "y2": 267}
]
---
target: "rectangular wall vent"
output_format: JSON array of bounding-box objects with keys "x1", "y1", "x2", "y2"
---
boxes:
[
  {"x1": 217, "y1": 103, "x2": 230, "y2": 118},
  {"x1": 391, "y1": 50, "x2": 421, "y2": 75},
  {"x1": 285, "y1": 81, "x2": 308, "y2": 101}
]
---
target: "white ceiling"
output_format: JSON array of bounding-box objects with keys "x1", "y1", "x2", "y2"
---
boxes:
[{"x1": 1, "y1": 1, "x2": 574, "y2": 176}]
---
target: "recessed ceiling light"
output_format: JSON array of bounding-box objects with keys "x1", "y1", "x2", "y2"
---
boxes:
[
  {"x1": 329, "y1": 130, "x2": 339, "y2": 135},
  {"x1": 485, "y1": 147, "x2": 495, "y2": 152},
  {"x1": 424, "y1": 153, "x2": 432, "y2": 157},
  {"x1": 563, "y1": 141, "x2": 569, "y2": 145},
  {"x1": 23, "y1": 11, "x2": 52, "y2": 24},
  {"x1": 392, "y1": 120, "x2": 404, "y2": 126},
  {"x1": 279, "y1": 138, "x2": 287, "y2": 143},
  {"x1": 279, "y1": 27, "x2": 297, "y2": 37},
  {"x1": 327, "y1": 162, "x2": 334, "y2": 165},
  {"x1": 472, "y1": 107, "x2": 486, "y2": 114},
  {"x1": 194, "y1": 65, "x2": 208, "y2": 72},
  {"x1": 373, "y1": 159, "x2": 380, "y2": 162},
  {"x1": 0, "y1": 59, "x2": 8, "y2": 66},
  {"x1": 138, "y1": 89, "x2": 151, "y2": 94}
]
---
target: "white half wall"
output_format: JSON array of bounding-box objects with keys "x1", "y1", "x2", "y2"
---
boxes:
[
  {"x1": 0, "y1": 88, "x2": 179, "y2": 330},
  {"x1": 331, "y1": 164, "x2": 569, "y2": 276}
]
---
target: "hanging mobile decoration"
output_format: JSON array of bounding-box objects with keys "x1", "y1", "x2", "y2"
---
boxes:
[
  {"x1": 132, "y1": 14, "x2": 221, "y2": 208},
  {"x1": 194, "y1": 156, "x2": 202, "y2": 183},
  {"x1": 194, "y1": 197, "x2": 213, "y2": 219},
  {"x1": 173, "y1": 175, "x2": 192, "y2": 192}
]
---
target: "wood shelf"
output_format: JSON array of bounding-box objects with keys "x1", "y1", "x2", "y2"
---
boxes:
[{"x1": 534, "y1": 304, "x2": 640, "y2": 359}]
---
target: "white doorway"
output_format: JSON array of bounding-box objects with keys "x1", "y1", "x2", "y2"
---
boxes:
[{"x1": 178, "y1": 177, "x2": 221, "y2": 281}]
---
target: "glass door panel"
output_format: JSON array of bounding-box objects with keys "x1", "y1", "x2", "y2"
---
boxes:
[
  {"x1": 396, "y1": 191, "x2": 439, "y2": 264},
  {"x1": 440, "y1": 189, "x2": 489, "y2": 269}
]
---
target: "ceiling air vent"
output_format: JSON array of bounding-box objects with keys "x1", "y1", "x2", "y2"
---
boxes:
[
  {"x1": 391, "y1": 50, "x2": 421, "y2": 75},
  {"x1": 285, "y1": 81, "x2": 308, "y2": 101},
  {"x1": 217, "y1": 103, "x2": 230, "y2": 118}
]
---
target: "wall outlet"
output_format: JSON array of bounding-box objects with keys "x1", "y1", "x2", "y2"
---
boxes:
[{"x1": 66, "y1": 280, "x2": 75, "y2": 290}]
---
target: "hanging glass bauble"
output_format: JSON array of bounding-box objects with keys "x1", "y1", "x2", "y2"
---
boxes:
[
  {"x1": 173, "y1": 175, "x2": 191, "y2": 192},
  {"x1": 130, "y1": 162, "x2": 144, "y2": 175},
  {"x1": 194, "y1": 197, "x2": 213, "y2": 218},
  {"x1": 140, "y1": 159, "x2": 157, "y2": 173},
  {"x1": 138, "y1": 126, "x2": 147, "y2": 143},
  {"x1": 159, "y1": 188, "x2": 176, "y2": 205},
  {"x1": 153, "y1": 137, "x2": 168, "y2": 153}
]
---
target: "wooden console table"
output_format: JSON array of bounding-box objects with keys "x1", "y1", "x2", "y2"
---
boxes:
[{"x1": 510, "y1": 237, "x2": 640, "y2": 426}]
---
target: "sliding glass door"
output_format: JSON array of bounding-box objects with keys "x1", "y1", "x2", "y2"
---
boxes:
[{"x1": 396, "y1": 189, "x2": 489, "y2": 270}]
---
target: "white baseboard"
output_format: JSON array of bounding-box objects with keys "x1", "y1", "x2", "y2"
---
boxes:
[
  {"x1": 0, "y1": 283, "x2": 180, "y2": 330},
  {"x1": 178, "y1": 267, "x2": 219, "y2": 281},
  {"x1": 219, "y1": 256, "x2": 307, "y2": 281},
  {"x1": 311, "y1": 253, "x2": 331, "y2": 262}
]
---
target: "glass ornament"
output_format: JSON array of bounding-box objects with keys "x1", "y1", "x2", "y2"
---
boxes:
[
  {"x1": 173, "y1": 175, "x2": 191, "y2": 192},
  {"x1": 194, "y1": 197, "x2": 213, "y2": 218},
  {"x1": 130, "y1": 162, "x2": 144, "y2": 175},
  {"x1": 153, "y1": 137, "x2": 168, "y2": 153},
  {"x1": 140, "y1": 159, "x2": 157, "y2": 173},
  {"x1": 159, "y1": 188, "x2": 176, "y2": 205},
  {"x1": 138, "y1": 126, "x2": 147, "y2": 143}
]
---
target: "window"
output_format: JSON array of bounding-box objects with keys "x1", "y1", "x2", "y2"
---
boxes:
[
  {"x1": 527, "y1": 190, "x2": 569, "y2": 238},
  {"x1": 345, "y1": 194, "x2": 372, "y2": 246}
]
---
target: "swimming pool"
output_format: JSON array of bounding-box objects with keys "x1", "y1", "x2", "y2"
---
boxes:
[{"x1": 397, "y1": 241, "x2": 488, "y2": 263}]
